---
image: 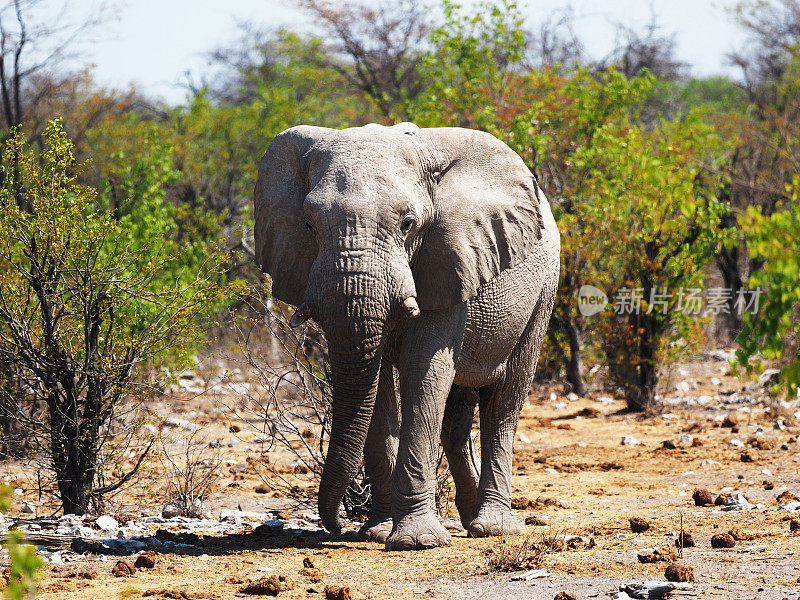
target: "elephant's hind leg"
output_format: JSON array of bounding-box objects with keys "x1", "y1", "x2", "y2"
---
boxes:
[
  {"x1": 358, "y1": 360, "x2": 400, "y2": 542},
  {"x1": 441, "y1": 385, "x2": 480, "y2": 529},
  {"x1": 469, "y1": 285, "x2": 556, "y2": 538}
]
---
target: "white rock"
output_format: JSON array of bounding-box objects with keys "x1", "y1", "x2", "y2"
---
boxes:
[
  {"x1": 621, "y1": 435, "x2": 640, "y2": 446},
  {"x1": 780, "y1": 500, "x2": 800, "y2": 512},
  {"x1": 758, "y1": 368, "x2": 780, "y2": 387},
  {"x1": 661, "y1": 413, "x2": 678, "y2": 421},
  {"x1": 679, "y1": 434, "x2": 693, "y2": 445},
  {"x1": 676, "y1": 381, "x2": 691, "y2": 393},
  {"x1": 549, "y1": 392, "x2": 557, "y2": 401},
  {"x1": 701, "y1": 459, "x2": 720, "y2": 466},
  {"x1": 697, "y1": 395, "x2": 712, "y2": 405},
  {"x1": 95, "y1": 515, "x2": 118, "y2": 531},
  {"x1": 21, "y1": 503, "x2": 35, "y2": 514},
  {"x1": 596, "y1": 396, "x2": 615, "y2": 404},
  {"x1": 721, "y1": 493, "x2": 754, "y2": 511},
  {"x1": 728, "y1": 438, "x2": 745, "y2": 448},
  {"x1": 510, "y1": 569, "x2": 550, "y2": 581},
  {"x1": 566, "y1": 392, "x2": 579, "y2": 401},
  {"x1": 543, "y1": 468, "x2": 559, "y2": 475},
  {"x1": 553, "y1": 402, "x2": 567, "y2": 410},
  {"x1": 711, "y1": 377, "x2": 722, "y2": 386},
  {"x1": 518, "y1": 432, "x2": 531, "y2": 444},
  {"x1": 775, "y1": 419, "x2": 786, "y2": 430},
  {"x1": 761, "y1": 468, "x2": 773, "y2": 477}
]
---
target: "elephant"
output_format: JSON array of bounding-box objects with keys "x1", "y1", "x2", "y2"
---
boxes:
[{"x1": 254, "y1": 122, "x2": 560, "y2": 550}]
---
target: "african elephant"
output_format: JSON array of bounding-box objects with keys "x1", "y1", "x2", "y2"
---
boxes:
[{"x1": 254, "y1": 123, "x2": 560, "y2": 550}]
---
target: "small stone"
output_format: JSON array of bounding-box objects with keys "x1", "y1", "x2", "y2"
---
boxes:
[
  {"x1": 303, "y1": 557, "x2": 315, "y2": 569},
  {"x1": 299, "y1": 567, "x2": 323, "y2": 582},
  {"x1": 161, "y1": 504, "x2": 183, "y2": 519},
  {"x1": 111, "y1": 560, "x2": 136, "y2": 577},
  {"x1": 21, "y1": 503, "x2": 35, "y2": 514},
  {"x1": 777, "y1": 490, "x2": 800, "y2": 505},
  {"x1": 662, "y1": 439, "x2": 677, "y2": 449},
  {"x1": 728, "y1": 438, "x2": 745, "y2": 448},
  {"x1": 525, "y1": 515, "x2": 549, "y2": 526},
  {"x1": 621, "y1": 435, "x2": 640, "y2": 446},
  {"x1": 740, "y1": 451, "x2": 754, "y2": 463},
  {"x1": 710, "y1": 377, "x2": 721, "y2": 386},
  {"x1": 789, "y1": 518, "x2": 799, "y2": 532},
  {"x1": 324, "y1": 585, "x2": 353, "y2": 600},
  {"x1": 711, "y1": 533, "x2": 736, "y2": 548},
  {"x1": 728, "y1": 527, "x2": 755, "y2": 541},
  {"x1": 675, "y1": 532, "x2": 695, "y2": 548},
  {"x1": 566, "y1": 392, "x2": 579, "y2": 401},
  {"x1": 255, "y1": 485, "x2": 270, "y2": 494},
  {"x1": 722, "y1": 415, "x2": 738, "y2": 428},
  {"x1": 229, "y1": 424, "x2": 241, "y2": 433},
  {"x1": 714, "y1": 493, "x2": 731, "y2": 506},
  {"x1": 511, "y1": 497, "x2": 532, "y2": 510},
  {"x1": 518, "y1": 432, "x2": 531, "y2": 443},
  {"x1": 692, "y1": 489, "x2": 714, "y2": 506},
  {"x1": 637, "y1": 546, "x2": 677, "y2": 563},
  {"x1": 763, "y1": 480, "x2": 774, "y2": 490},
  {"x1": 95, "y1": 515, "x2": 118, "y2": 531},
  {"x1": 554, "y1": 593, "x2": 578, "y2": 600},
  {"x1": 134, "y1": 552, "x2": 156, "y2": 569},
  {"x1": 679, "y1": 434, "x2": 693, "y2": 445},
  {"x1": 665, "y1": 562, "x2": 695, "y2": 582},
  {"x1": 629, "y1": 517, "x2": 650, "y2": 533},
  {"x1": 242, "y1": 575, "x2": 295, "y2": 596}
]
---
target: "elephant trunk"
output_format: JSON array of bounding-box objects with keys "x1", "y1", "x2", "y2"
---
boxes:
[{"x1": 317, "y1": 314, "x2": 385, "y2": 534}]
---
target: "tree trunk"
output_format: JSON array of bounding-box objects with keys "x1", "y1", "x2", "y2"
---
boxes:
[{"x1": 564, "y1": 320, "x2": 587, "y2": 396}]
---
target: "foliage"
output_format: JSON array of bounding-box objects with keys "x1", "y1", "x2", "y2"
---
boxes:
[
  {"x1": 0, "y1": 120, "x2": 227, "y2": 514},
  {"x1": 736, "y1": 175, "x2": 800, "y2": 396},
  {"x1": 0, "y1": 486, "x2": 42, "y2": 600},
  {"x1": 403, "y1": 0, "x2": 732, "y2": 408}
]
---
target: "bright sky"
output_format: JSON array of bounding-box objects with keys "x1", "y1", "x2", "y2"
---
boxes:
[{"x1": 69, "y1": 0, "x2": 747, "y2": 105}]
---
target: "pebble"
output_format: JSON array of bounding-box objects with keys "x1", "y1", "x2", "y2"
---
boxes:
[
  {"x1": 679, "y1": 434, "x2": 693, "y2": 445},
  {"x1": 566, "y1": 392, "x2": 579, "y2": 401},
  {"x1": 21, "y1": 503, "x2": 35, "y2": 514},
  {"x1": 728, "y1": 438, "x2": 745, "y2": 448},
  {"x1": 710, "y1": 377, "x2": 721, "y2": 386},
  {"x1": 544, "y1": 468, "x2": 559, "y2": 475},
  {"x1": 621, "y1": 435, "x2": 640, "y2": 446},
  {"x1": 518, "y1": 432, "x2": 531, "y2": 443},
  {"x1": 511, "y1": 569, "x2": 551, "y2": 581},
  {"x1": 95, "y1": 515, "x2": 118, "y2": 532}
]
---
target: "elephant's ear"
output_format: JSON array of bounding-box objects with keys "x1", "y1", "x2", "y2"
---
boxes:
[
  {"x1": 254, "y1": 125, "x2": 332, "y2": 306},
  {"x1": 413, "y1": 128, "x2": 545, "y2": 311}
]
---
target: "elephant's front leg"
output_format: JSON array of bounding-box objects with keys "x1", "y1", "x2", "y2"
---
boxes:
[
  {"x1": 385, "y1": 305, "x2": 467, "y2": 550},
  {"x1": 358, "y1": 360, "x2": 400, "y2": 542}
]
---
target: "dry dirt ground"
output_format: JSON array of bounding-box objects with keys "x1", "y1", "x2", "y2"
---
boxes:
[{"x1": 2, "y1": 350, "x2": 800, "y2": 600}]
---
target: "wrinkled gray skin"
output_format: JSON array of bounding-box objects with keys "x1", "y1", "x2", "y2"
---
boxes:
[{"x1": 254, "y1": 123, "x2": 560, "y2": 550}]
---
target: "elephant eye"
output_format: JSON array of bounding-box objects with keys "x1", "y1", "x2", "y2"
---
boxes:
[{"x1": 400, "y1": 215, "x2": 416, "y2": 234}]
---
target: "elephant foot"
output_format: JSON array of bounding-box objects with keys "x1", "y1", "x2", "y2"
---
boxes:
[
  {"x1": 385, "y1": 512, "x2": 452, "y2": 550},
  {"x1": 468, "y1": 505, "x2": 521, "y2": 538},
  {"x1": 357, "y1": 513, "x2": 393, "y2": 543}
]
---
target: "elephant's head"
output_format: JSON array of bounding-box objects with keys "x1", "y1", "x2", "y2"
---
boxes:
[{"x1": 254, "y1": 123, "x2": 545, "y2": 533}]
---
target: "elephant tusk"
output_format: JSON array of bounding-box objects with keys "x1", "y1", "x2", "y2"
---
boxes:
[
  {"x1": 289, "y1": 303, "x2": 311, "y2": 328},
  {"x1": 403, "y1": 297, "x2": 420, "y2": 319}
]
